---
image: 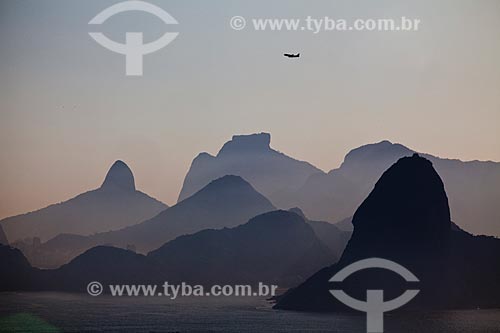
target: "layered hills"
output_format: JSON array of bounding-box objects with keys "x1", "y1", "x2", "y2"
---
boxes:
[
  {"x1": 178, "y1": 133, "x2": 323, "y2": 207},
  {"x1": 0, "y1": 161, "x2": 167, "y2": 242},
  {"x1": 1, "y1": 210, "x2": 341, "y2": 290},
  {"x1": 275, "y1": 154, "x2": 500, "y2": 311},
  {"x1": 27, "y1": 175, "x2": 276, "y2": 267}
]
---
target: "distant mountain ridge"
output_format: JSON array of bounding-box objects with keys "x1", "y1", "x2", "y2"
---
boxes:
[
  {"x1": 0, "y1": 210, "x2": 343, "y2": 291},
  {"x1": 26, "y1": 175, "x2": 276, "y2": 268},
  {"x1": 0, "y1": 160, "x2": 167, "y2": 242},
  {"x1": 178, "y1": 133, "x2": 323, "y2": 207},
  {"x1": 294, "y1": 140, "x2": 500, "y2": 236},
  {"x1": 178, "y1": 136, "x2": 500, "y2": 236}
]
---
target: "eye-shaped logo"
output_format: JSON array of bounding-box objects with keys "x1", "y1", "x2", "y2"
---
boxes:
[
  {"x1": 329, "y1": 258, "x2": 419, "y2": 333},
  {"x1": 89, "y1": 1, "x2": 179, "y2": 76}
]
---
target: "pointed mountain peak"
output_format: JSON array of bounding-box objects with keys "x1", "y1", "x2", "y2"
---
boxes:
[
  {"x1": 101, "y1": 160, "x2": 135, "y2": 191},
  {"x1": 217, "y1": 133, "x2": 271, "y2": 156},
  {"x1": 352, "y1": 154, "x2": 451, "y2": 243}
]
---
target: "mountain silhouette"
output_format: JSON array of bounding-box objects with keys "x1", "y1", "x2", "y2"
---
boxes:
[
  {"x1": 0, "y1": 244, "x2": 149, "y2": 291},
  {"x1": 100, "y1": 160, "x2": 136, "y2": 191},
  {"x1": 275, "y1": 154, "x2": 500, "y2": 311},
  {"x1": 147, "y1": 210, "x2": 336, "y2": 287},
  {"x1": 28, "y1": 175, "x2": 276, "y2": 268},
  {"x1": 288, "y1": 207, "x2": 351, "y2": 260},
  {"x1": 1, "y1": 210, "x2": 342, "y2": 291},
  {"x1": 333, "y1": 216, "x2": 353, "y2": 231},
  {"x1": 0, "y1": 160, "x2": 167, "y2": 243},
  {"x1": 47, "y1": 246, "x2": 153, "y2": 291},
  {"x1": 0, "y1": 244, "x2": 38, "y2": 290},
  {"x1": 178, "y1": 133, "x2": 323, "y2": 207},
  {"x1": 294, "y1": 140, "x2": 500, "y2": 236}
]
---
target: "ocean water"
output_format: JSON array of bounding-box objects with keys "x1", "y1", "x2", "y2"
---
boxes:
[{"x1": 0, "y1": 292, "x2": 499, "y2": 332}]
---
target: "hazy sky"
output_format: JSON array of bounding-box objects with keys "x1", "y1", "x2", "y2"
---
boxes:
[{"x1": 1, "y1": 0, "x2": 499, "y2": 219}]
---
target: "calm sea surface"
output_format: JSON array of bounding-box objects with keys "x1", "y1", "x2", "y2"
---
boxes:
[{"x1": 0, "y1": 292, "x2": 499, "y2": 332}]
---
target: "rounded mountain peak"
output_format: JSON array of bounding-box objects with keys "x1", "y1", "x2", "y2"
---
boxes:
[
  {"x1": 101, "y1": 160, "x2": 135, "y2": 191},
  {"x1": 352, "y1": 154, "x2": 451, "y2": 244},
  {"x1": 342, "y1": 140, "x2": 414, "y2": 167},
  {"x1": 197, "y1": 175, "x2": 253, "y2": 195}
]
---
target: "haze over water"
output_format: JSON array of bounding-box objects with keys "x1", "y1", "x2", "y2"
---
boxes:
[{"x1": 1, "y1": 293, "x2": 499, "y2": 333}]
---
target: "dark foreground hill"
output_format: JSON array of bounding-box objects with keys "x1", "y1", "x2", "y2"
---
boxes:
[
  {"x1": 275, "y1": 154, "x2": 500, "y2": 311},
  {"x1": 0, "y1": 160, "x2": 167, "y2": 243},
  {"x1": 0, "y1": 210, "x2": 341, "y2": 290},
  {"x1": 27, "y1": 176, "x2": 276, "y2": 268},
  {"x1": 0, "y1": 245, "x2": 39, "y2": 290},
  {"x1": 148, "y1": 210, "x2": 337, "y2": 287}
]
